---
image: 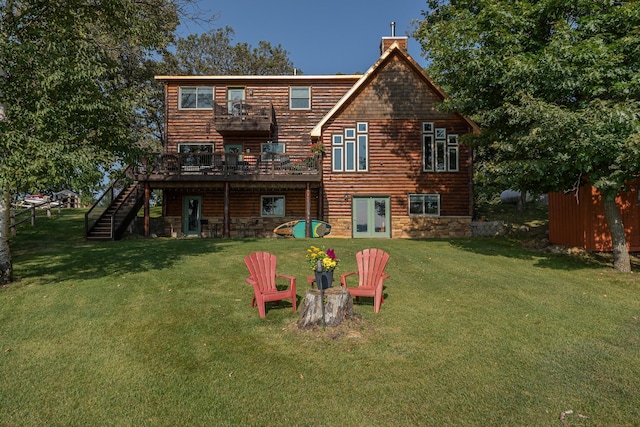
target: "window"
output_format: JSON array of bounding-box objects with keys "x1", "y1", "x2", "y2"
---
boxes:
[
  {"x1": 422, "y1": 135, "x2": 434, "y2": 171},
  {"x1": 179, "y1": 87, "x2": 213, "y2": 109},
  {"x1": 409, "y1": 194, "x2": 440, "y2": 216},
  {"x1": 332, "y1": 124, "x2": 368, "y2": 172},
  {"x1": 423, "y1": 123, "x2": 459, "y2": 172},
  {"x1": 261, "y1": 196, "x2": 285, "y2": 217},
  {"x1": 333, "y1": 147, "x2": 343, "y2": 171},
  {"x1": 358, "y1": 135, "x2": 368, "y2": 171},
  {"x1": 178, "y1": 144, "x2": 214, "y2": 170},
  {"x1": 261, "y1": 142, "x2": 286, "y2": 161},
  {"x1": 290, "y1": 87, "x2": 310, "y2": 109},
  {"x1": 261, "y1": 142, "x2": 286, "y2": 154},
  {"x1": 448, "y1": 135, "x2": 459, "y2": 172},
  {"x1": 332, "y1": 134, "x2": 344, "y2": 171},
  {"x1": 436, "y1": 139, "x2": 446, "y2": 171}
]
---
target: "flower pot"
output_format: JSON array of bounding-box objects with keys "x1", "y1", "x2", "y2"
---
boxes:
[{"x1": 315, "y1": 270, "x2": 334, "y2": 290}]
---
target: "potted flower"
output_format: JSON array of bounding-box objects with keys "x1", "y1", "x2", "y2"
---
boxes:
[
  {"x1": 306, "y1": 246, "x2": 338, "y2": 289},
  {"x1": 310, "y1": 142, "x2": 325, "y2": 154}
]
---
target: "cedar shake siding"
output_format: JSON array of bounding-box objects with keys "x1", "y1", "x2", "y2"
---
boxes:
[{"x1": 136, "y1": 39, "x2": 479, "y2": 239}]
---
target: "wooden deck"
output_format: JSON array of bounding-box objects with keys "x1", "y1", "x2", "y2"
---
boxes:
[{"x1": 137, "y1": 152, "x2": 322, "y2": 183}]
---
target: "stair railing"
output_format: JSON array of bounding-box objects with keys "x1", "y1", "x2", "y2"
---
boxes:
[
  {"x1": 85, "y1": 167, "x2": 135, "y2": 239},
  {"x1": 110, "y1": 183, "x2": 144, "y2": 240}
]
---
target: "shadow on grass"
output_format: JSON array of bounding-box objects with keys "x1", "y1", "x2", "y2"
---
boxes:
[
  {"x1": 8, "y1": 210, "x2": 256, "y2": 284},
  {"x1": 13, "y1": 238, "x2": 228, "y2": 284},
  {"x1": 446, "y1": 237, "x2": 606, "y2": 271}
]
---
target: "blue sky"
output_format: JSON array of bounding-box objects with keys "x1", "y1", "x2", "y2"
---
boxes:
[{"x1": 178, "y1": 0, "x2": 428, "y2": 75}]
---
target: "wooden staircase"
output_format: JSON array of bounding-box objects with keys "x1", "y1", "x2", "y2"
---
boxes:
[{"x1": 85, "y1": 182, "x2": 144, "y2": 241}]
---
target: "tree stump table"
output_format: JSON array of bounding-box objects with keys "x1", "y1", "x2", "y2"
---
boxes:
[{"x1": 297, "y1": 286, "x2": 354, "y2": 329}]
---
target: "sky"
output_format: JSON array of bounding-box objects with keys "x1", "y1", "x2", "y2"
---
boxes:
[{"x1": 177, "y1": 0, "x2": 429, "y2": 75}]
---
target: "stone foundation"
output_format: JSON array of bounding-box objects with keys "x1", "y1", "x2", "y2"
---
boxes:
[
  {"x1": 327, "y1": 215, "x2": 472, "y2": 238},
  {"x1": 151, "y1": 215, "x2": 472, "y2": 239}
]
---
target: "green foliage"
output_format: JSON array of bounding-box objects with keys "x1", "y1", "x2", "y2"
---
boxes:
[
  {"x1": 415, "y1": 0, "x2": 640, "y2": 269},
  {"x1": 0, "y1": 0, "x2": 180, "y2": 195},
  {"x1": 164, "y1": 26, "x2": 296, "y2": 76},
  {"x1": 415, "y1": 0, "x2": 640, "y2": 195},
  {"x1": 2, "y1": 211, "x2": 640, "y2": 425}
]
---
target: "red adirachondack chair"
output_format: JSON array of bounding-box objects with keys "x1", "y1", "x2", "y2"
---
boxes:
[
  {"x1": 340, "y1": 248, "x2": 390, "y2": 313},
  {"x1": 244, "y1": 252, "x2": 297, "y2": 318}
]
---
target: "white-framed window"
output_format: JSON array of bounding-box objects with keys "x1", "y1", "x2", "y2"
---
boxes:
[
  {"x1": 358, "y1": 135, "x2": 368, "y2": 171},
  {"x1": 261, "y1": 196, "x2": 285, "y2": 217},
  {"x1": 409, "y1": 194, "x2": 440, "y2": 216},
  {"x1": 290, "y1": 86, "x2": 310, "y2": 109},
  {"x1": 447, "y1": 135, "x2": 459, "y2": 172},
  {"x1": 332, "y1": 124, "x2": 368, "y2": 172},
  {"x1": 422, "y1": 134, "x2": 434, "y2": 172},
  {"x1": 436, "y1": 139, "x2": 447, "y2": 171},
  {"x1": 179, "y1": 87, "x2": 213, "y2": 109},
  {"x1": 423, "y1": 124, "x2": 458, "y2": 172},
  {"x1": 345, "y1": 140, "x2": 356, "y2": 171},
  {"x1": 333, "y1": 146, "x2": 343, "y2": 171}
]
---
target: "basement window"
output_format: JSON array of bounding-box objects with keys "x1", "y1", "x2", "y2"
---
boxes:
[
  {"x1": 261, "y1": 196, "x2": 285, "y2": 217},
  {"x1": 409, "y1": 194, "x2": 440, "y2": 216}
]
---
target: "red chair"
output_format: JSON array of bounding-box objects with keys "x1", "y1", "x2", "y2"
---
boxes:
[
  {"x1": 244, "y1": 252, "x2": 297, "y2": 318},
  {"x1": 340, "y1": 248, "x2": 390, "y2": 313}
]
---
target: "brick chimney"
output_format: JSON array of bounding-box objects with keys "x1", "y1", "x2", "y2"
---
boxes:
[{"x1": 380, "y1": 21, "x2": 408, "y2": 54}]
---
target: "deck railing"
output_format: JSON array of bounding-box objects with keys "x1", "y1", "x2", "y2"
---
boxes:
[
  {"x1": 213, "y1": 100, "x2": 273, "y2": 121},
  {"x1": 140, "y1": 152, "x2": 322, "y2": 177}
]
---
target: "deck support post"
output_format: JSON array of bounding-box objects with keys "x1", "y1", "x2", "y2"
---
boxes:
[
  {"x1": 305, "y1": 183, "x2": 311, "y2": 238},
  {"x1": 144, "y1": 182, "x2": 151, "y2": 238},
  {"x1": 223, "y1": 182, "x2": 230, "y2": 238}
]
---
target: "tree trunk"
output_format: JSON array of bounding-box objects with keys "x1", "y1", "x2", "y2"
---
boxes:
[
  {"x1": 297, "y1": 287, "x2": 354, "y2": 329},
  {"x1": 0, "y1": 191, "x2": 12, "y2": 284},
  {"x1": 517, "y1": 190, "x2": 527, "y2": 212},
  {"x1": 602, "y1": 197, "x2": 631, "y2": 273}
]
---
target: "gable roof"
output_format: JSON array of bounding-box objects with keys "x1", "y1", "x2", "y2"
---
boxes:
[{"x1": 310, "y1": 41, "x2": 480, "y2": 138}]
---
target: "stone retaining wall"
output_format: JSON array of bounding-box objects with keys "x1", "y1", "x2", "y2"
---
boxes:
[{"x1": 471, "y1": 220, "x2": 507, "y2": 237}]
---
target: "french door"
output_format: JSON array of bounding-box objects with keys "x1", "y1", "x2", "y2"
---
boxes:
[{"x1": 352, "y1": 196, "x2": 390, "y2": 238}]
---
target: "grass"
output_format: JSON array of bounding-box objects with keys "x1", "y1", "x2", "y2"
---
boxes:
[{"x1": 1, "y1": 209, "x2": 640, "y2": 426}]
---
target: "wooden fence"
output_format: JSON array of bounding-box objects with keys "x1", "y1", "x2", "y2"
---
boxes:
[{"x1": 8, "y1": 201, "x2": 61, "y2": 237}]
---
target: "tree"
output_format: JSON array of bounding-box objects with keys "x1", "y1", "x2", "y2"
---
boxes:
[
  {"x1": 0, "y1": 0, "x2": 184, "y2": 284},
  {"x1": 165, "y1": 26, "x2": 296, "y2": 76},
  {"x1": 414, "y1": 0, "x2": 640, "y2": 272}
]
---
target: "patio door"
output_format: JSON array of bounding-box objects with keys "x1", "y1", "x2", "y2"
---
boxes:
[
  {"x1": 183, "y1": 196, "x2": 202, "y2": 236},
  {"x1": 352, "y1": 196, "x2": 390, "y2": 238},
  {"x1": 227, "y1": 87, "x2": 245, "y2": 115}
]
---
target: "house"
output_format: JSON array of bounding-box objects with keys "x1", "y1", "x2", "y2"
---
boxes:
[
  {"x1": 548, "y1": 184, "x2": 640, "y2": 251},
  {"x1": 85, "y1": 34, "x2": 479, "y2": 241}
]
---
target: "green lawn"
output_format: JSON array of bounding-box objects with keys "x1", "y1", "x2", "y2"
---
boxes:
[{"x1": 1, "y1": 210, "x2": 639, "y2": 426}]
